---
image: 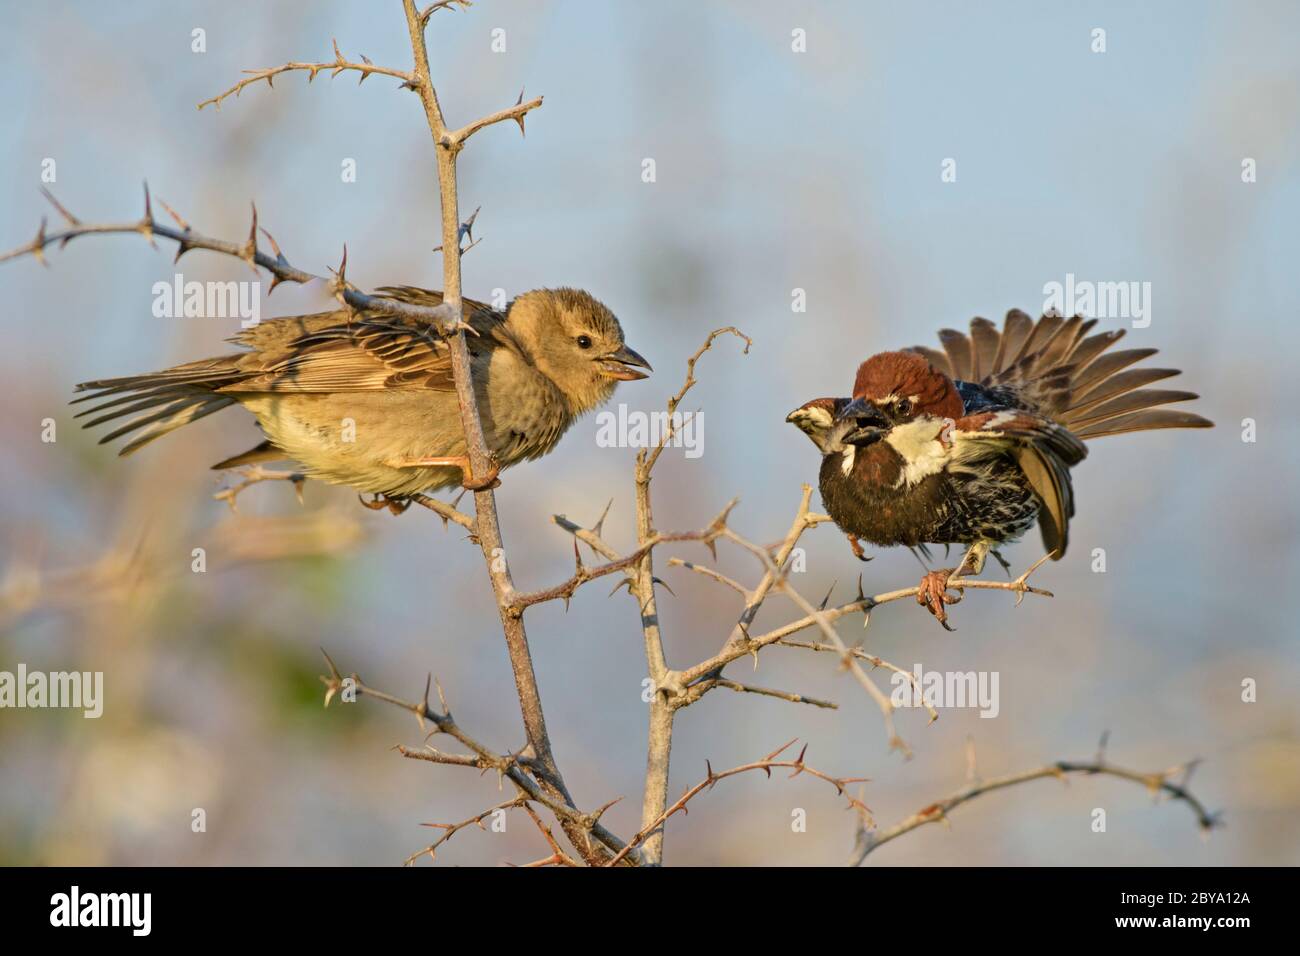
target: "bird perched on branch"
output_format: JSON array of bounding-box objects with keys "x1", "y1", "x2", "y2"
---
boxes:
[
  {"x1": 74, "y1": 286, "x2": 650, "y2": 502},
  {"x1": 787, "y1": 310, "x2": 1211, "y2": 627}
]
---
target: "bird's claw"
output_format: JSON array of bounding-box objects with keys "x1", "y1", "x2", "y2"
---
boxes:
[
  {"x1": 460, "y1": 459, "x2": 500, "y2": 491},
  {"x1": 847, "y1": 534, "x2": 872, "y2": 562},
  {"x1": 917, "y1": 568, "x2": 962, "y2": 630},
  {"x1": 358, "y1": 493, "x2": 412, "y2": 515}
]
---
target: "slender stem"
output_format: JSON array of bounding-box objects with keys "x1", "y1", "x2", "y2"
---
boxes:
[
  {"x1": 633, "y1": 451, "x2": 673, "y2": 865},
  {"x1": 851, "y1": 758, "x2": 1219, "y2": 865},
  {"x1": 399, "y1": 0, "x2": 601, "y2": 864}
]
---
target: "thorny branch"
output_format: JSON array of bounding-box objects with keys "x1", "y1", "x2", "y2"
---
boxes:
[
  {"x1": 196, "y1": 39, "x2": 418, "y2": 111},
  {"x1": 604, "y1": 739, "x2": 870, "y2": 867},
  {"x1": 627, "y1": 329, "x2": 750, "y2": 863},
  {"x1": 385, "y1": 0, "x2": 601, "y2": 864},
  {"x1": 318, "y1": 652, "x2": 637, "y2": 866},
  {"x1": 0, "y1": 185, "x2": 472, "y2": 329},
  {"x1": 851, "y1": 736, "x2": 1221, "y2": 865}
]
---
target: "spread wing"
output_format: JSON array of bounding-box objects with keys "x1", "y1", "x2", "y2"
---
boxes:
[
  {"x1": 951, "y1": 408, "x2": 1088, "y2": 558},
  {"x1": 907, "y1": 310, "x2": 1212, "y2": 438},
  {"x1": 220, "y1": 287, "x2": 519, "y2": 394}
]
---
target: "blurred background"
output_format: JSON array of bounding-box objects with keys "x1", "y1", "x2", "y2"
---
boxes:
[{"x1": 2, "y1": 0, "x2": 1297, "y2": 866}]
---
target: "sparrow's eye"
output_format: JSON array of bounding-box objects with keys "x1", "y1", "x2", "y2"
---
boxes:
[
  {"x1": 577, "y1": 335, "x2": 593, "y2": 349},
  {"x1": 895, "y1": 399, "x2": 912, "y2": 416}
]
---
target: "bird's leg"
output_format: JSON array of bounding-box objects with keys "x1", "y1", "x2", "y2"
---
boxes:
[
  {"x1": 385, "y1": 454, "x2": 501, "y2": 491},
  {"x1": 916, "y1": 542, "x2": 989, "y2": 631},
  {"x1": 846, "y1": 533, "x2": 872, "y2": 562}
]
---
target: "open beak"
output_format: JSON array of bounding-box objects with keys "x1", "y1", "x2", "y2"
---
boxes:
[
  {"x1": 598, "y1": 344, "x2": 653, "y2": 381},
  {"x1": 839, "y1": 397, "x2": 890, "y2": 446}
]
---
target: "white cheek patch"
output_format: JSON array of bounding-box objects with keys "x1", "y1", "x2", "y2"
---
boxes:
[
  {"x1": 885, "y1": 417, "x2": 954, "y2": 486},
  {"x1": 801, "y1": 407, "x2": 833, "y2": 429},
  {"x1": 840, "y1": 444, "x2": 856, "y2": 475}
]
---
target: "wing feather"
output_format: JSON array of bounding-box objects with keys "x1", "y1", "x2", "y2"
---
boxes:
[
  {"x1": 219, "y1": 288, "x2": 516, "y2": 394},
  {"x1": 953, "y1": 409, "x2": 1086, "y2": 557}
]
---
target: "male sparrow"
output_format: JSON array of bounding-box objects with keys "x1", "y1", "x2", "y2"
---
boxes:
[
  {"x1": 787, "y1": 310, "x2": 1211, "y2": 626},
  {"x1": 75, "y1": 286, "x2": 650, "y2": 500}
]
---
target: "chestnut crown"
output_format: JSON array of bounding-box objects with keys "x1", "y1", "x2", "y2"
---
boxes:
[{"x1": 851, "y1": 351, "x2": 964, "y2": 421}]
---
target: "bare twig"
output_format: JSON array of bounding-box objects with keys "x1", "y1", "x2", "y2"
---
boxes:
[
  {"x1": 197, "y1": 39, "x2": 416, "y2": 111},
  {"x1": 0, "y1": 188, "x2": 485, "y2": 329},
  {"x1": 776, "y1": 639, "x2": 939, "y2": 724},
  {"x1": 408, "y1": 493, "x2": 475, "y2": 531},
  {"x1": 506, "y1": 525, "x2": 725, "y2": 616},
  {"x1": 213, "y1": 466, "x2": 305, "y2": 512},
  {"x1": 408, "y1": 796, "x2": 526, "y2": 865},
  {"x1": 675, "y1": 550, "x2": 1055, "y2": 688},
  {"x1": 704, "y1": 489, "x2": 910, "y2": 753},
  {"x1": 695, "y1": 678, "x2": 837, "y2": 710},
  {"x1": 445, "y1": 93, "x2": 544, "y2": 147},
  {"x1": 513, "y1": 803, "x2": 581, "y2": 867},
  {"x1": 851, "y1": 747, "x2": 1221, "y2": 865},
  {"x1": 605, "y1": 739, "x2": 869, "y2": 867},
  {"x1": 627, "y1": 329, "x2": 749, "y2": 864},
  {"x1": 318, "y1": 653, "x2": 638, "y2": 865}
]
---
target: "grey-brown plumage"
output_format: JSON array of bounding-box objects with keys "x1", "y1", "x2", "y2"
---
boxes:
[{"x1": 74, "y1": 286, "x2": 650, "y2": 496}]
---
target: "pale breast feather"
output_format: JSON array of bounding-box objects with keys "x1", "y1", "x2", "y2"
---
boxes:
[{"x1": 884, "y1": 415, "x2": 957, "y2": 486}]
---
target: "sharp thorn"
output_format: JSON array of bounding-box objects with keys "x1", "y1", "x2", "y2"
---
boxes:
[
  {"x1": 39, "y1": 186, "x2": 80, "y2": 226},
  {"x1": 156, "y1": 196, "x2": 191, "y2": 232}
]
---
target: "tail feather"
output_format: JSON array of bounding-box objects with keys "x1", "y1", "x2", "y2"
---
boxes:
[
  {"x1": 1011, "y1": 312, "x2": 1063, "y2": 367},
  {"x1": 1066, "y1": 389, "x2": 1200, "y2": 429},
  {"x1": 911, "y1": 310, "x2": 1213, "y2": 441},
  {"x1": 78, "y1": 389, "x2": 206, "y2": 429},
  {"x1": 73, "y1": 385, "x2": 200, "y2": 419},
  {"x1": 74, "y1": 356, "x2": 246, "y2": 456},
  {"x1": 1074, "y1": 409, "x2": 1214, "y2": 439},
  {"x1": 117, "y1": 398, "x2": 235, "y2": 455},
  {"x1": 75, "y1": 356, "x2": 244, "y2": 395},
  {"x1": 937, "y1": 328, "x2": 973, "y2": 381},
  {"x1": 1031, "y1": 315, "x2": 1091, "y2": 376},
  {"x1": 1068, "y1": 348, "x2": 1158, "y2": 397},
  {"x1": 990, "y1": 309, "x2": 1034, "y2": 373},
  {"x1": 968, "y1": 317, "x2": 1000, "y2": 381},
  {"x1": 1057, "y1": 328, "x2": 1125, "y2": 376},
  {"x1": 95, "y1": 395, "x2": 233, "y2": 447},
  {"x1": 1065, "y1": 367, "x2": 1179, "y2": 413}
]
